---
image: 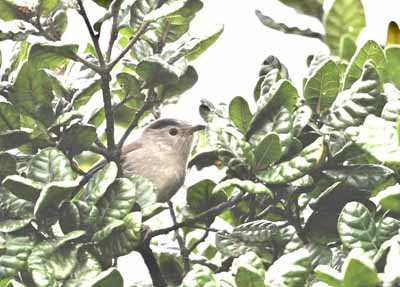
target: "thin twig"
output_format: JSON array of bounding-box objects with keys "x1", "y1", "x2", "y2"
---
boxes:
[
  {"x1": 168, "y1": 201, "x2": 190, "y2": 274},
  {"x1": 86, "y1": 145, "x2": 111, "y2": 160},
  {"x1": 188, "y1": 229, "x2": 209, "y2": 254},
  {"x1": 106, "y1": 0, "x2": 123, "y2": 62},
  {"x1": 70, "y1": 53, "x2": 102, "y2": 73},
  {"x1": 151, "y1": 192, "x2": 246, "y2": 238},
  {"x1": 107, "y1": 21, "x2": 150, "y2": 71}
]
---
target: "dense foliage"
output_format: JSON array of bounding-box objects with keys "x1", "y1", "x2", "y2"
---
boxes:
[{"x1": 1, "y1": 0, "x2": 400, "y2": 286}]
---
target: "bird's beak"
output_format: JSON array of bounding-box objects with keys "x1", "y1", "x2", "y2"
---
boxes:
[{"x1": 187, "y1": 124, "x2": 206, "y2": 134}]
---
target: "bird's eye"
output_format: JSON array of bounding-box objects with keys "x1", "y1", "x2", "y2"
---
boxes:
[{"x1": 169, "y1": 128, "x2": 178, "y2": 136}]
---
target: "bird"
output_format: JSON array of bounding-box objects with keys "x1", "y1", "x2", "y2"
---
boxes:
[{"x1": 120, "y1": 118, "x2": 205, "y2": 202}]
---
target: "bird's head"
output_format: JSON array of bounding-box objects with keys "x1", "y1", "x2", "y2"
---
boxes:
[{"x1": 142, "y1": 118, "x2": 206, "y2": 160}]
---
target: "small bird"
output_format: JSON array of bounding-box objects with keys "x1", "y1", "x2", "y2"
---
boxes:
[{"x1": 120, "y1": 118, "x2": 205, "y2": 202}]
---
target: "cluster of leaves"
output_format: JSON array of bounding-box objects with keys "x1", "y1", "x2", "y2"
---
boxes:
[
  {"x1": 0, "y1": 0, "x2": 222, "y2": 286},
  {"x1": 181, "y1": 1, "x2": 400, "y2": 286}
]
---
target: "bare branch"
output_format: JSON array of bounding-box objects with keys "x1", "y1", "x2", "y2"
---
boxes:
[
  {"x1": 107, "y1": 21, "x2": 150, "y2": 71},
  {"x1": 137, "y1": 243, "x2": 167, "y2": 287},
  {"x1": 106, "y1": 0, "x2": 123, "y2": 62},
  {"x1": 168, "y1": 201, "x2": 190, "y2": 273},
  {"x1": 151, "y1": 192, "x2": 246, "y2": 238}
]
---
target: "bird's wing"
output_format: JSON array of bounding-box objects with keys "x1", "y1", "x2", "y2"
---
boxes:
[{"x1": 121, "y1": 141, "x2": 143, "y2": 155}]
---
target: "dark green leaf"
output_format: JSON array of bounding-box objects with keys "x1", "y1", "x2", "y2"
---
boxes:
[
  {"x1": 385, "y1": 45, "x2": 400, "y2": 89},
  {"x1": 2, "y1": 175, "x2": 42, "y2": 202},
  {"x1": 343, "y1": 40, "x2": 385, "y2": 90},
  {"x1": 229, "y1": 96, "x2": 252, "y2": 135},
  {"x1": 0, "y1": 153, "x2": 16, "y2": 181},
  {"x1": 0, "y1": 100, "x2": 20, "y2": 131},
  {"x1": 186, "y1": 179, "x2": 225, "y2": 214},
  {"x1": 235, "y1": 252, "x2": 265, "y2": 287},
  {"x1": 254, "y1": 133, "x2": 282, "y2": 171},
  {"x1": 161, "y1": 65, "x2": 198, "y2": 100},
  {"x1": 28, "y1": 147, "x2": 76, "y2": 184},
  {"x1": 0, "y1": 1, "x2": 27, "y2": 21},
  {"x1": 278, "y1": 0, "x2": 323, "y2": 19},
  {"x1": 304, "y1": 60, "x2": 340, "y2": 114},
  {"x1": 59, "y1": 123, "x2": 97, "y2": 155},
  {"x1": 28, "y1": 43, "x2": 78, "y2": 70},
  {"x1": 0, "y1": 130, "x2": 30, "y2": 151}
]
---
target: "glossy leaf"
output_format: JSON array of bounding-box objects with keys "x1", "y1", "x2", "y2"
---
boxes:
[
  {"x1": 343, "y1": 40, "x2": 385, "y2": 90},
  {"x1": 10, "y1": 63, "x2": 55, "y2": 126},
  {"x1": 265, "y1": 248, "x2": 311, "y2": 287},
  {"x1": 34, "y1": 180, "x2": 78, "y2": 220},
  {"x1": 161, "y1": 65, "x2": 198, "y2": 100},
  {"x1": 337, "y1": 202, "x2": 378, "y2": 256},
  {"x1": 2, "y1": 175, "x2": 42, "y2": 202},
  {"x1": 59, "y1": 123, "x2": 97, "y2": 155},
  {"x1": 229, "y1": 96, "x2": 252, "y2": 135},
  {"x1": 254, "y1": 132, "x2": 282, "y2": 171},
  {"x1": 323, "y1": 0, "x2": 366, "y2": 54},
  {"x1": 324, "y1": 62, "x2": 384, "y2": 129},
  {"x1": 186, "y1": 179, "x2": 226, "y2": 214},
  {"x1": 304, "y1": 60, "x2": 340, "y2": 114},
  {"x1": 235, "y1": 252, "x2": 265, "y2": 287},
  {"x1": 0, "y1": 187, "x2": 34, "y2": 220},
  {"x1": 79, "y1": 162, "x2": 118, "y2": 206},
  {"x1": 28, "y1": 43, "x2": 78, "y2": 69},
  {"x1": 213, "y1": 179, "x2": 273, "y2": 198},
  {"x1": 256, "y1": 137, "x2": 327, "y2": 184},
  {"x1": 28, "y1": 148, "x2": 76, "y2": 184},
  {"x1": 71, "y1": 78, "x2": 102, "y2": 108},
  {"x1": 49, "y1": 111, "x2": 83, "y2": 130},
  {"x1": 374, "y1": 184, "x2": 400, "y2": 214},
  {"x1": 0, "y1": 100, "x2": 20, "y2": 131},
  {"x1": 385, "y1": 45, "x2": 400, "y2": 89},
  {"x1": 0, "y1": 130, "x2": 30, "y2": 151},
  {"x1": 0, "y1": 153, "x2": 16, "y2": 181}
]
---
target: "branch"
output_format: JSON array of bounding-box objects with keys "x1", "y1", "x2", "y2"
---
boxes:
[
  {"x1": 255, "y1": 10, "x2": 324, "y2": 41},
  {"x1": 137, "y1": 243, "x2": 167, "y2": 287},
  {"x1": 168, "y1": 201, "x2": 190, "y2": 273},
  {"x1": 77, "y1": 0, "x2": 106, "y2": 67},
  {"x1": 107, "y1": 21, "x2": 150, "y2": 71},
  {"x1": 117, "y1": 89, "x2": 155, "y2": 149},
  {"x1": 188, "y1": 229, "x2": 209, "y2": 254},
  {"x1": 150, "y1": 192, "x2": 246, "y2": 238},
  {"x1": 106, "y1": 0, "x2": 123, "y2": 62},
  {"x1": 70, "y1": 53, "x2": 102, "y2": 73}
]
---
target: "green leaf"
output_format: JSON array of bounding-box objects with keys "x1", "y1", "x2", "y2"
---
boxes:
[
  {"x1": 315, "y1": 265, "x2": 342, "y2": 287},
  {"x1": 324, "y1": 62, "x2": 384, "y2": 129},
  {"x1": 158, "y1": 252, "x2": 184, "y2": 286},
  {"x1": 265, "y1": 248, "x2": 311, "y2": 287},
  {"x1": 249, "y1": 80, "x2": 298, "y2": 136},
  {"x1": 235, "y1": 252, "x2": 265, "y2": 287},
  {"x1": 144, "y1": 0, "x2": 203, "y2": 21},
  {"x1": 323, "y1": 164, "x2": 395, "y2": 196},
  {"x1": 49, "y1": 111, "x2": 83, "y2": 130},
  {"x1": 323, "y1": 0, "x2": 366, "y2": 54},
  {"x1": 339, "y1": 34, "x2": 357, "y2": 61},
  {"x1": 216, "y1": 220, "x2": 282, "y2": 259},
  {"x1": 161, "y1": 65, "x2": 198, "y2": 100},
  {"x1": 63, "y1": 251, "x2": 102, "y2": 287},
  {"x1": 0, "y1": 187, "x2": 34, "y2": 220},
  {"x1": 79, "y1": 162, "x2": 118, "y2": 206},
  {"x1": 97, "y1": 177, "x2": 143, "y2": 225},
  {"x1": 0, "y1": 100, "x2": 20, "y2": 131},
  {"x1": 88, "y1": 268, "x2": 123, "y2": 287},
  {"x1": 28, "y1": 43, "x2": 78, "y2": 70},
  {"x1": 96, "y1": 212, "x2": 141, "y2": 257},
  {"x1": 0, "y1": 233, "x2": 35, "y2": 279},
  {"x1": 304, "y1": 60, "x2": 340, "y2": 114},
  {"x1": 0, "y1": 130, "x2": 30, "y2": 151},
  {"x1": 374, "y1": 184, "x2": 400, "y2": 214},
  {"x1": 28, "y1": 148, "x2": 76, "y2": 184},
  {"x1": 254, "y1": 133, "x2": 282, "y2": 171},
  {"x1": 375, "y1": 216, "x2": 400, "y2": 245},
  {"x1": 116, "y1": 73, "x2": 140, "y2": 99},
  {"x1": 27, "y1": 231, "x2": 86, "y2": 287},
  {"x1": 37, "y1": 0, "x2": 60, "y2": 16},
  {"x1": 385, "y1": 45, "x2": 400, "y2": 89},
  {"x1": 337, "y1": 202, "x2": 378, "y2": 256},
  {"x1": 278, "y1": 0, "x2": 323, "y2": 19},
  {"x1": 213, "y1": 179, "x2": 273, "y2": 198},
  {"x1": 72, "y1": 78, "x2": 102, "y2": 108},
  {"x1": 34, "y1": 180, "x2": 78, "y2": 220},
  {"x1": 0, "y1": 153, "x2": 16, "y2": 181},
  {"x1": 0, "y1": 0, "x2": 26, "y2": 21},
  {"x1": 0, "y1": 218, "x2": 32, "y2": 233},
  {"x1": 2, "y1": 175, "x2": 42, "y2": 202},
  {"x1": 181, "y1": 265, "x2": 219, "y2": 287},
  {"x1": 59, "y1": 123, "x2": 97, "y2": 155},
  {"x1": 229, "y1": 96, "x2": 252, "y2": 134},
  {"x1": 173, "y1": 24, "x2": 224, "y2": 61},
  {"x1": 256, "y1": 137, "x2": 327, "y2": 184},
  {"x1": 342, "y1": 249, "x2": 381, "y2": 287},
  {"x1": 186, "y1": 180, "x2": 225, "y2": 215},
  {"x1": 10, "y1": 62, "x2": 55, "y2": 126},
  {"x1": 343, "y1": 40, "x2": 385, "y2": 90},
  {"x1": 136, "y1": 55, "x2": 187, "y2": 85},
  {"x1": 355, "y1": 115, "x2": 400, "y2": 171}
]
